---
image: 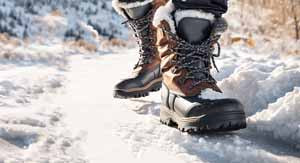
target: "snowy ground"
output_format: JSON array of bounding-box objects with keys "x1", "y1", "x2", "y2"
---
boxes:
[
  {"x1": 0, "y1": 43, "x2": 87, "y2": 162},
  {"x1": 0, "y1": 46, "x2": 300, "y2": 162}
]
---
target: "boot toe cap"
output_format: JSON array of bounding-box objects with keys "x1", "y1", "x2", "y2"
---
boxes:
[
  {"x1": 187, "y1": 98, "x2": 245, "y2": 117},
  {"x1": 114, "y1": 78, "x2": 141, "y2": 91},
  {"x1": 213, "y1": 98, "x2": 244, "y2": 112}
]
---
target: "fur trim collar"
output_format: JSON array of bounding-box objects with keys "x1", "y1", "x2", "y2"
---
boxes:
[
  {"x1": 153, "y1": 2, "x2": 215, "y2": 34},
  {"x1": 152, "y1": 0, "x2": 176, "y2": 33},
  {"x1": 112, "y1": 0, "x2": 153, "y2": 17},
  {"x1": 174, "y1": 9, "x2": 215, "y2": 26}
]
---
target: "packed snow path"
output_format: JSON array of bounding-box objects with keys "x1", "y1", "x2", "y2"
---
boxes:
[{"x1": 56, "y1": 48, "x2": 300, "y2": 163}]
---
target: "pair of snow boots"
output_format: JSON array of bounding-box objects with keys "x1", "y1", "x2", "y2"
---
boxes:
[{"x1": 113, "y1": 0, "x2": 246, "y2": 133}]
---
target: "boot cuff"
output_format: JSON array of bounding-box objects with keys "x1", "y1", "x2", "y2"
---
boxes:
[
  {"x1": 174, "y1": 9, "x2": 215, "y2": 26},
  {"x1": 153, "y1": 2, "x2": 216, "y2": 34},
  {"x1": 112, "y1": 0, "x2": 153, "y2": 17}
]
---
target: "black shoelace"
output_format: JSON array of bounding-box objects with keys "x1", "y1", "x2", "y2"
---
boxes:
[
  {"x1": 163, "y1": 28, "x2": 222, "y2": 89},
  {"x1": 122, "y1": 10, "x2": 156, "y2": 69}
]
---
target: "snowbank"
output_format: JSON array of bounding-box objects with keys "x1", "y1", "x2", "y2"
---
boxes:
[
  {"x1": 248, "y1": 87, "x2": 300, "y2": 148},
  {"x1": 195, "y1": 49, "x2": 300, "y2": 148},
  {"x1": 204, "y1": 49, "x2": 300, "y2": 116},
  {"x1": 0, "y1": 42, "x2": 68, "y2": 68}
]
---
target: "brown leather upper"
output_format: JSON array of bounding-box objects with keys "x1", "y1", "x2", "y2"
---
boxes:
[
  {"x1": 131, "y1": 0, "x2": 168, "y2": 75},
  {"x1": 126, "y1": 0, "x2": 222, "y2": 97},
  {"x1": 156, "y1": 20, "x2": 222, "y2": 97}
]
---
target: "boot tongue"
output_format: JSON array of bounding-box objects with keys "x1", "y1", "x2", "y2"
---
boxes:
[
  {"x1": 176, "y1": 18, "x2": 212, "y2": 45},
  {"x1": 194, "y1": 62, "x2": 207, "y2": 79},
  {"x1": 176, "y1": 18, "x2": 213, "y2": 82},
  {"x1": 183, "y1": 52, "x2": 208, "y2": 79}
]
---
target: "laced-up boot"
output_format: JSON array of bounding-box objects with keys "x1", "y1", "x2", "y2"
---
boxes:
[
  {"x1": 113, "y1": 2, "x2": 163, "y2": 98},
  {"x1": 155, "y1": 9, "x2": 247, "y2": 132}
]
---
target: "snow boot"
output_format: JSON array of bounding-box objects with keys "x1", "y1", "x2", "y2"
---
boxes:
[
  {"x1": 112, "y1": 1, "x2": 164, "y2": 99},
  {"x1": 154, "y1": 8, "x2": 247, "y2": 132}
]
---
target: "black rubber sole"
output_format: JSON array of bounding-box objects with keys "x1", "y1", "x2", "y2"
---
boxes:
[
  {"x1": 114, "y1": 80, "x2": 162, "y2": 99},
  {"x1": 160, "y1": 106, "x2": 247, "y2": 134}
]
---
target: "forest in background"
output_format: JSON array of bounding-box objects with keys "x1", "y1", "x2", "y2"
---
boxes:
[
  {"x1": 240, "y1": 0, "x2": 299, "y2": 40},
  {"x1": 222, "y1": 0, "x2": 300, "y2": 56},
  {"x1": 0, "y1": 0, "x2": 298, "y2": 55}
]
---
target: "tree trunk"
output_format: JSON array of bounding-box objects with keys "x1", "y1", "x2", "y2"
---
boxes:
[{"x1": 291, "y1": 0, "x2": 300, "y2": 40}]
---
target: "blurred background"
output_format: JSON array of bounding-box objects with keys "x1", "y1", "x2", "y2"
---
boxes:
[{"x1": 0, "y1": 0, "x2": 299, "y2": 55}]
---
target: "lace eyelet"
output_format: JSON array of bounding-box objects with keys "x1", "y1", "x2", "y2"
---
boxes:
[{"x1": 171, "y1": 68, "x2": 177, "y2": 74}]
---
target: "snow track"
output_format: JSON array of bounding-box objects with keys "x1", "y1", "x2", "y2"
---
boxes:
[
  {"x1": 0, "y1": 62, "x2": 86, "y2": 162},
  {"x1": 57, "y1": 48, "x2": 300, "y2": 163},
  {"x1": 1, "y1": 47, "x2": 299, "y2": 162}
]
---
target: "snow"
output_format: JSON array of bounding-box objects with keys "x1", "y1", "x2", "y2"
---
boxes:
[
  {"x1": 153, "y1": 0, "x2": 176, "y2": 33},
  {"x1": 249, "y1": 87, "x2": 300, "y2": 147},
  {"x1": 54, "y1": 48, "x2": 299, "y2": 163},
  {"x1": 0, "y1": 0, "x2": 299, "y2": 162},
  {"x1": 0, "y1": 43, "x2": 299, "y2": 162},
  {"x1": 0, "y1": 44, "x2": 85, "y2": 162},
  {"x1": 202, "y1": 49, "x2": 300, "y2": 116}
]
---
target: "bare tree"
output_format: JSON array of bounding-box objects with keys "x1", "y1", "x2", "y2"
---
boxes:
[{"x1": 290, "y1": 0, "x2": 300, "y2": 40}]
